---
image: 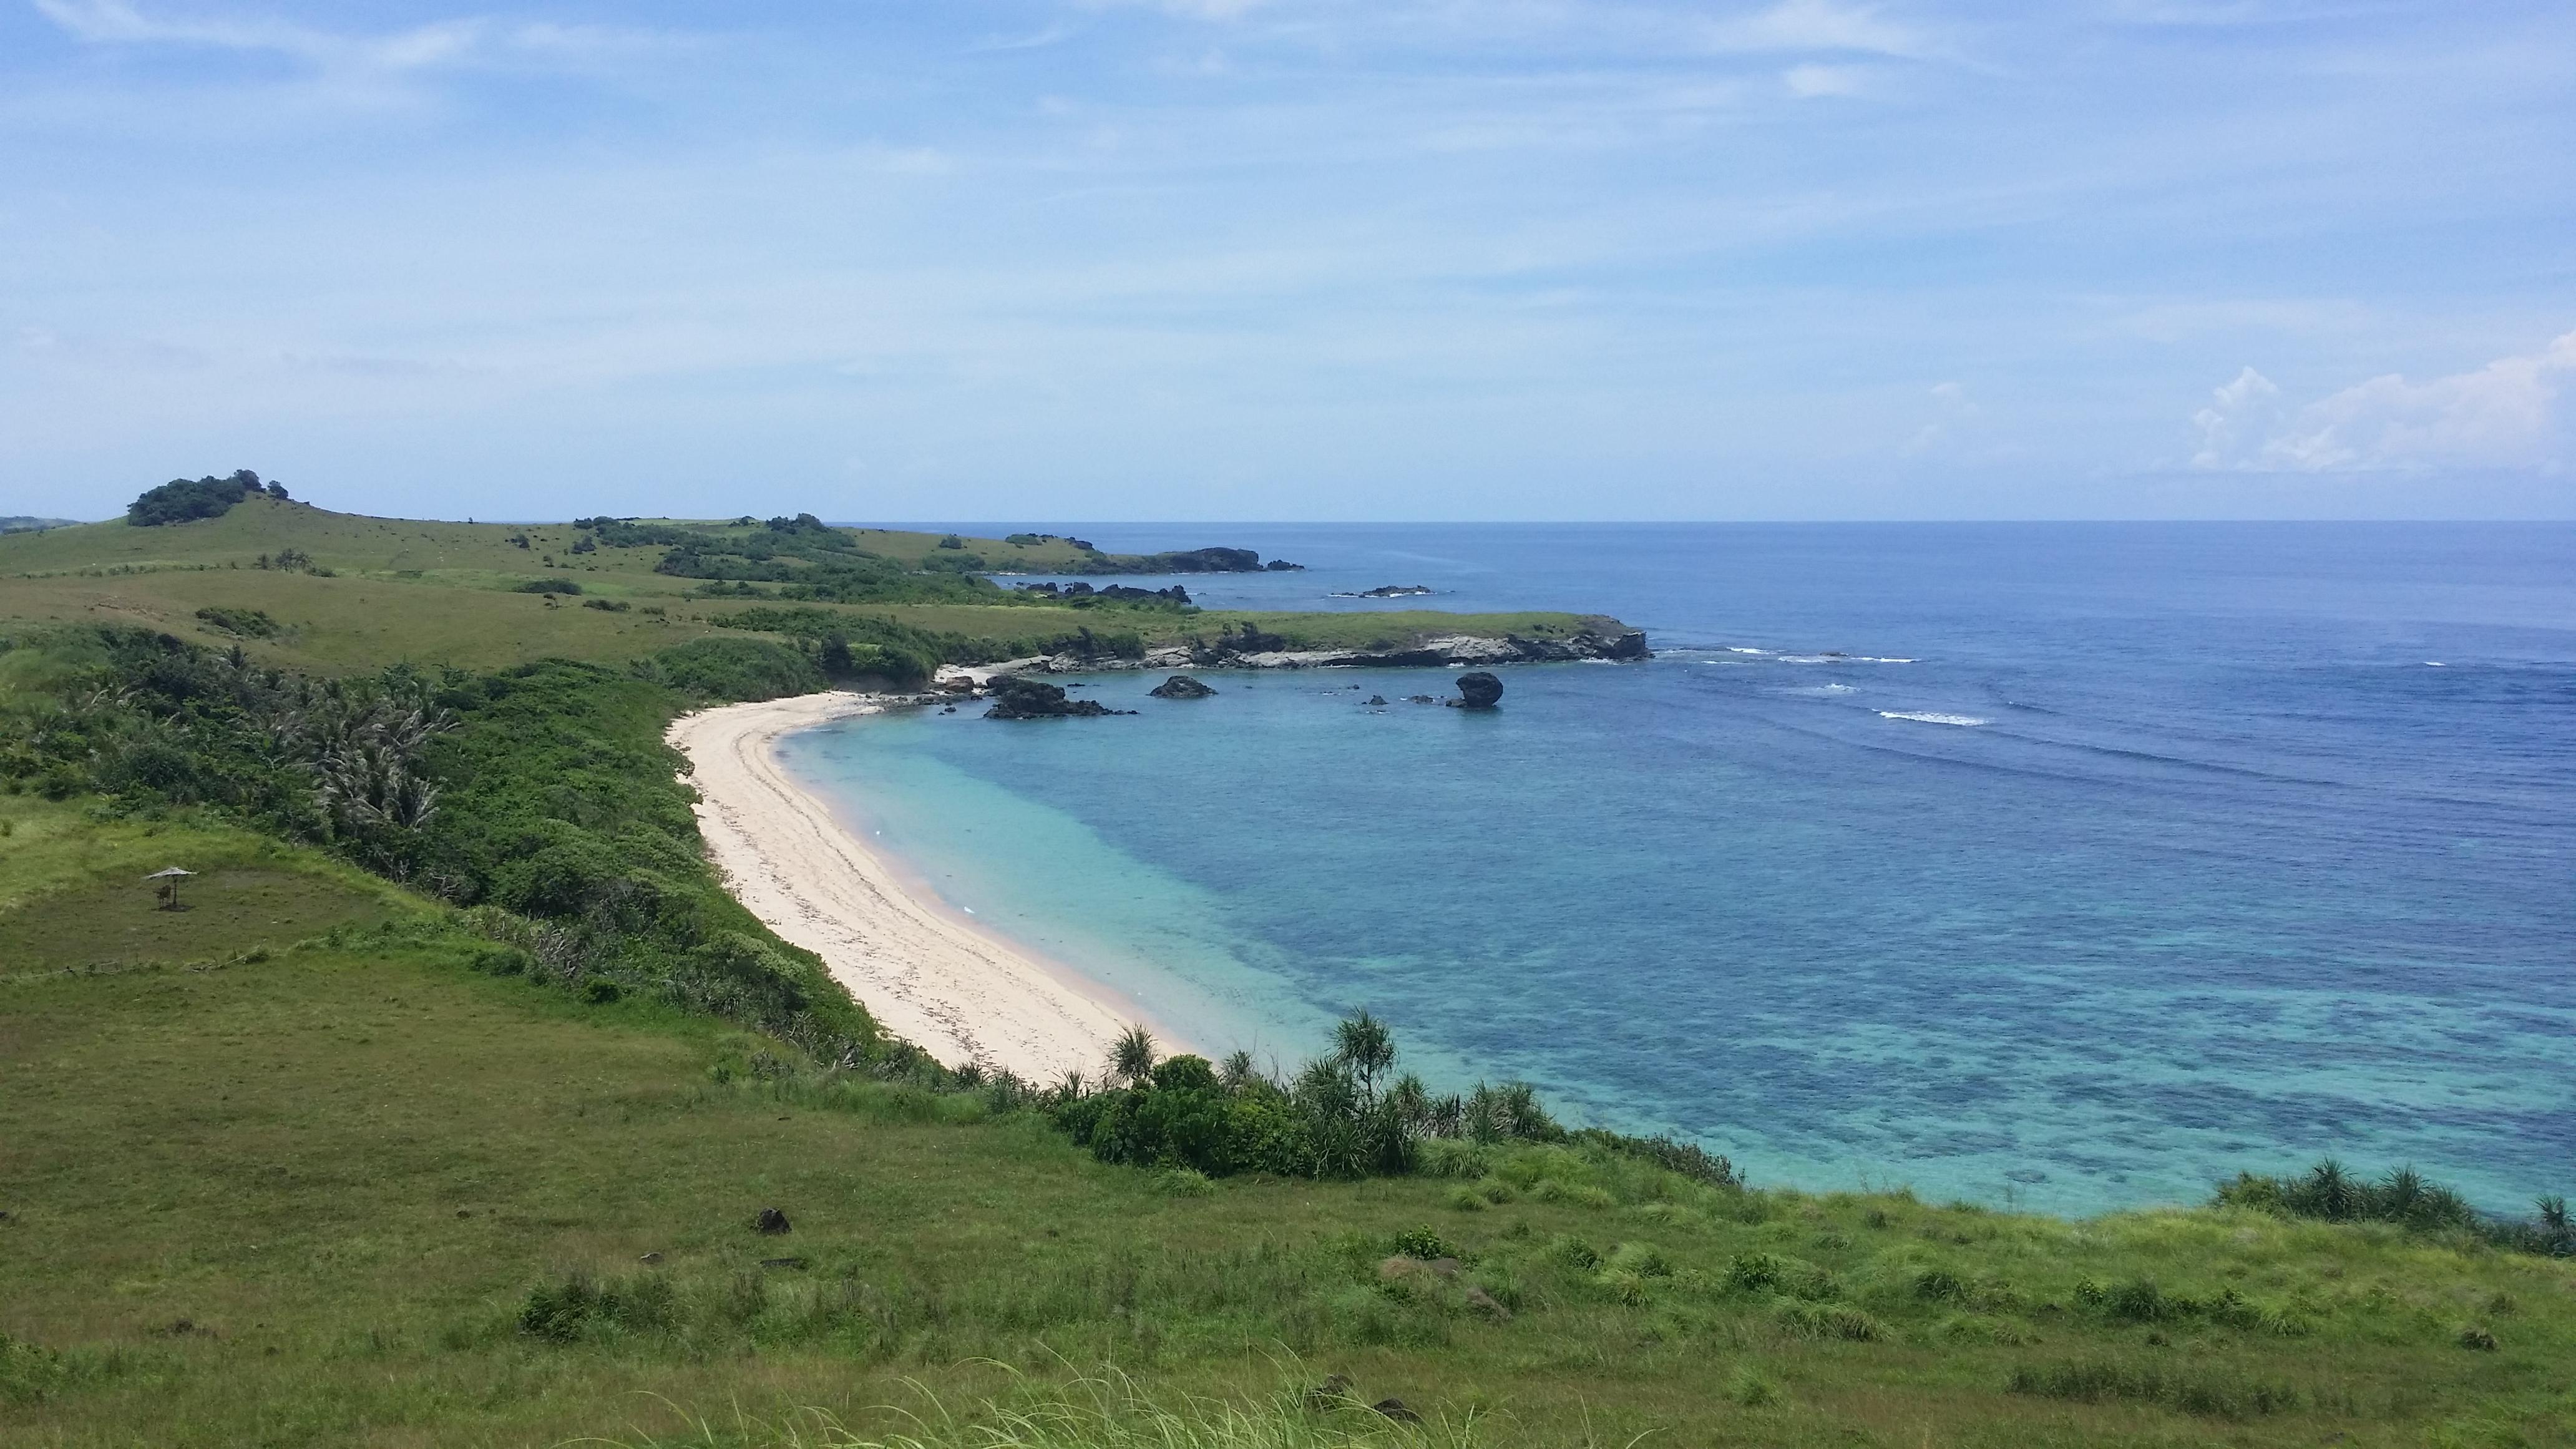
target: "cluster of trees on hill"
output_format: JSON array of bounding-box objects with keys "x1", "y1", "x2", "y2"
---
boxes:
[
  {"x1": 648, "y1": 515, "x2": 1014, "y2": 605},
  {"x1": 127, "y1": 471, "x2": 288, "y2": 526}
]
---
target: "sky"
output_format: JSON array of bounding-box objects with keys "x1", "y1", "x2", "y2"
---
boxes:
[{"x1": 4, "y1": 0, "x2": 2574, "y2": 522}]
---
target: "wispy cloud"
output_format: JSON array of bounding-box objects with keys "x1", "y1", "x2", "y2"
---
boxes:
[
  {"x1": 1707, "y1": 0, "x2": 1933, "y2": 59},
  {"x1": 31, "y1": 0, "x2": 680, "y2": 80},
  {"x1": 2194, "y1": 330, "x2": 2576, "y2": 472}
]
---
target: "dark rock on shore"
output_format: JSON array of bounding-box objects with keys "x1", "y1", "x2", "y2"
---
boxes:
[
  {"x1": 1448, "y1": 671, "x2": 1503, "y2": 709},
  {"x1": 1016, "y1": 580, "x2": 1193, "y2": 605},
  {"x1": 1149, "y1": 675, "x2": 1216, "y2": 699},
  {"x1": 985, "y1": 676, "x2": 1134, "y2": 719}
]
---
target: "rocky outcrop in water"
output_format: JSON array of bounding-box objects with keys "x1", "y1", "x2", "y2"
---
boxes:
[
  {"x1": 934, "y1": 625, "x2": 1651, "y2": 687},
  {"x1": 1330, "y1": 583, "x2": 1435, "y2": 598},
  {"x1": 1448, "y1": 671, "x2": 1503, "y2": 709},
  {"x1": 984, "y1": 676, "x2": 1134, "y2": 720},
  {"x1": 1148, "y1": 675, "x2": 1216, "y2": 699}
]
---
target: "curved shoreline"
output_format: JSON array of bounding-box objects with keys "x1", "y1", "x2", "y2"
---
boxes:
[{"x1": 668, "y1": 691, "x2": 1176, "y2": 1081}]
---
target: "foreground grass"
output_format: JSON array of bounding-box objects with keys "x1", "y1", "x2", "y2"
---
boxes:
[{"x1": 4, "y1": 801, "x2": 2572, "y2": 1448}]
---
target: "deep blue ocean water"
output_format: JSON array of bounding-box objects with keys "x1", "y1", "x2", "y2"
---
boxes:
[{"x1": 775, "y1": 523, "x2": 2576, "y2": 1215}]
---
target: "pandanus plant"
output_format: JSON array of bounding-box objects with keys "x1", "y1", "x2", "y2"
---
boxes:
[{"x1": 1107, "y1": 1024, "x2": 1158, "y2": 1088}]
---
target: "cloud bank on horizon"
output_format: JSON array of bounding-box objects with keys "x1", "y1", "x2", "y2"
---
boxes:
[{"x1": 3, "y1": 0, "x2": 2572, "y2": 520}]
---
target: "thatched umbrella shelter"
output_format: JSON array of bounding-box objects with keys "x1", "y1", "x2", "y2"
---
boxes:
[{"x1": 145, "y1": 866, "x2": 194, "y2": 910}]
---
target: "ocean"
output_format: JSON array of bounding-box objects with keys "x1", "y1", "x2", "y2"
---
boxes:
[{"x1": 771, "y1": 522, "x2": 2576, "y2": 1216}]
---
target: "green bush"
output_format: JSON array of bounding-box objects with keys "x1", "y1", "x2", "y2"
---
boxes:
[
  {"x1": 653, "y1": 637, "x2": 826, "y2": 701},
  {"x1": 127, "y1": 471, "x2": 267, "y2": 527},
  {"x1": 515, "y1": 1272, "x2": 675, "y2": 1342},
  {"x1": 513, "y1": 578, "x2": 583, "y2": 595}
]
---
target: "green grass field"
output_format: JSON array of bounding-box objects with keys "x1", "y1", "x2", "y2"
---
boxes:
[
  {"x1": 4, "y1": 797, "x2": 2572, "y2": 1448},
  {"x1": 0, "y1": 502, "x2": 1611, "y2": 673}
]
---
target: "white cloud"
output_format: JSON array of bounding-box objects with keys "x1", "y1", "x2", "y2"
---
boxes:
[
  {"x1": 1782, "y1": 62, "x2": 1871, "y2": 97},
  {"x1": 31, "y1": 0, "x2": 676, "y2": 80},
  {"x1": 2193, "y1": 331, "x2": 2576, "y2": 472},
  {"x1": 2191, "y1": 365, "x2": 2280, "y2": 469},
  {"x1": 1708, "y1": 0, "x2": 1928, "y2": 58}
]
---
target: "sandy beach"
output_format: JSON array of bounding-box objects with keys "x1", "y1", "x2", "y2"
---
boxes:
[{"x1": 667, "y1": 691, "x2": 1149, "y2": 1081}]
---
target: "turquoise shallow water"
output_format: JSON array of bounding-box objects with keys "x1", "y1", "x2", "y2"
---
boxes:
[{"x1": 776, "y1": 523, "x2": 2576, "y2": 1216}]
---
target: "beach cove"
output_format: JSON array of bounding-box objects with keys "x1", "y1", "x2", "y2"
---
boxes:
[
  {"x1": 736, "y1": 521, "x2": 2576, "y2": 1216},
  {"x1": 668, "y1": 691, "x2": 1189, "y2": 1081}
]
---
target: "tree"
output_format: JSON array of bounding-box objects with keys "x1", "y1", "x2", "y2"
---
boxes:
[
  {"x1": 1332, "y1": 1009, "x2": 1395, "y2": 1100},
  {"x1": 1107, "y1": 1023, "x2": 1158, "y2": 1087}
]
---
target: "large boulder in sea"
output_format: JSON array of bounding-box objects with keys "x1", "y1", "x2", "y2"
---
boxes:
[
  {"x1": 984, "y1": 676, "x2": 1133, "y2": 720},
  {"x1": 1148, "y1": 674, "x2": 1216, "y2": 700},
  {"x1": 1450, "y1": 671, "x2": 1504, "y2": 709}
]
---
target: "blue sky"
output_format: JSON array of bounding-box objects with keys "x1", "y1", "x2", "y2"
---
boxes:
[{"x1": 4, "y1": 0, "x2": 2573, "y2": 521}]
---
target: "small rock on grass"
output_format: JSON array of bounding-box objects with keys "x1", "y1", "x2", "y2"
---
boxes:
[
  {"x1": 754, "y1": 1206, "x2": 791, "y2": 1235},
  {"x1": 1372, "y1": 1398, "x2": 1422, "y2": 1424},
  {"x1": 1303, "y1": 1374, "x2": 1355, "y2": 1412}
]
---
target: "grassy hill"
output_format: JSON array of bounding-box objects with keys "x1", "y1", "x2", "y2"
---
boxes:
[
  {"x1": 0, "y1": 499, "x2": 1613, "y2": 673},
  {"x1": 3, "y1": 494, "x2": 2572, "y2": 1448}
]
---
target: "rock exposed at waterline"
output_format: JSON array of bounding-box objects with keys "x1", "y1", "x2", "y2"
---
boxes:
[
  {"x1": 1366, "y1": 695, "x2": 1388, "y2": 706},
  {"x1": 936, "y1": 625, "x2": 1652, "y2": 682},
  {"x1": 1148, "y1": 674, "x2": 1216, "y2": 699},
  {"x1": 983, "y1": 676, "x2": 1133, "y2": 720},
  {"x1": 1449, "y1": 671, "x2": 1503, "y2": 709}
]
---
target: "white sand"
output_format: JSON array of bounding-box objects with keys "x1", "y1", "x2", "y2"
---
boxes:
[{"x1": 667, "y1": 691, "x2": 1148, "y2": 1081}]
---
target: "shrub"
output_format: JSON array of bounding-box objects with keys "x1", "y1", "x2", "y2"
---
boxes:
[
  {"x1": 514, "y1": 578, "x2": 583, "y2": 595},
  {"x1": 1724, "y1": 1363, "x2": 1780, "y2": 1407},
  {"x1": 581, "y1": 976, "x2": 622, "y2": 1004},
  {"x1": 1775, "y1": 1300, "x2": 1884, "y2": 1342},
  {"x1": 1542, "y1": 1234, "x2": 1599, "y2": 1271},
  {"x1": 515, "y1": 1272, "x2": 675, "y2": 1342},
  {"x1": 2008, "y1": 1359, "x2": 2300, "y2": 1419},
  {"x1": 580, "y1": 598, "x2": 631, "y2": 612},
  {"x1": 2101, "y1": 1277, "x2": 2169, "y2": 1323},
  {"x1": 1604, "y1": 1242, "x2": 1672, "y2": 1279},
  {"x1": 1730, "y1": 1252, "x2": 1835, "y2": 1300},
  {"x1": 1390, "y1": 1226, "x2": 1457, "y2": 1261},
  {"x1": 193, "y1": 606, "x2": 279, "y2": 638},
  {"x1": 1151, "y1": 1166, "x2": 1216, "y2": 1198}
]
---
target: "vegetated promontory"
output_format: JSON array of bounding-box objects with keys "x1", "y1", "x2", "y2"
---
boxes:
[{"x1": 0, "y1": 483, "x2": 2570, "y2": 1449}]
